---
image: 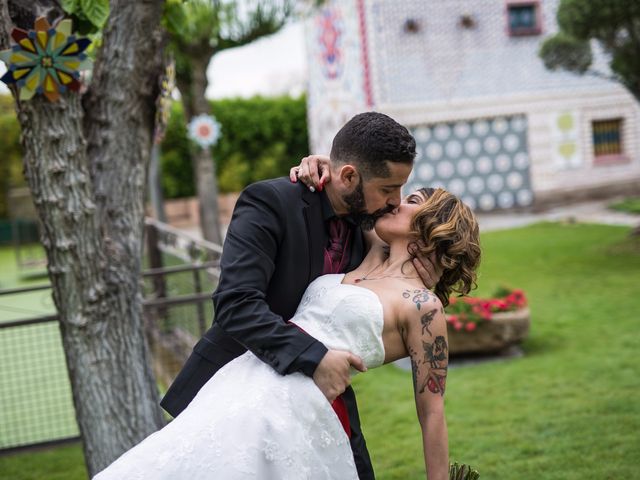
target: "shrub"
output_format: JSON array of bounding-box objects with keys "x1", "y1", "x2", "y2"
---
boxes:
[
  {"x1": 0, "y1": 94, "x2": 310, "y2": 208},
  {"x1": 446, "y1": 287, "x2": 528, "y2": 331},
  {"x1": 0, "y1": 109, "x2": 26, "y2": 218},
  {"x1": 159, "y1": 95, "x2": 309, "y2": 197}
]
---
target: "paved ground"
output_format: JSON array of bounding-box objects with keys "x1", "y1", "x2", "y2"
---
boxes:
[{"x1": 475, "y1": 198, "x2": 638, "y2": 232}]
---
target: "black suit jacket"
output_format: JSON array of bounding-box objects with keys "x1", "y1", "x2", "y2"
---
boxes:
[{"x1": 161, "y1": 178, "x2": 374, "y2": 478}]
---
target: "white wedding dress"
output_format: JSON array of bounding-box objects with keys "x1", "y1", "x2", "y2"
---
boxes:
[{"x1": 94, "y1": 274, "x2": 386, "y2": 480}]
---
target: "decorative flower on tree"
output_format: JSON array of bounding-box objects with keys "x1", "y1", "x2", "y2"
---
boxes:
[
  {"x1": 0, "y1": 16, "x2": 92, "y2": 102},
  {"x1": 188, "y1": 114, "x2": 221, "y2": 148}
]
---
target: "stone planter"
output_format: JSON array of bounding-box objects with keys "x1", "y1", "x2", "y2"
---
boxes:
[{"x1": 447, "y1": 308, "x2": 530, "y2": 355}]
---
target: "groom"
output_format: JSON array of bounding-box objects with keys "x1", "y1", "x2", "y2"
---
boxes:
[{"x1": 161, "y1": 112, "x2": 438, "y2": 479}]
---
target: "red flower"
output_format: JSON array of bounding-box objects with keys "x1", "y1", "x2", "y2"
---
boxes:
[
  {"x1": 453, "y1": 321, "x2": 463, "y2": 331},
  {"x1": 464, "y1": 322, "x2": 477, "y2": 332},
  {"x1": 445, "y1": 286, "x2": 527, "y2": 326}
]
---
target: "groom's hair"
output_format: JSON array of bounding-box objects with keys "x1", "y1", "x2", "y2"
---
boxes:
[{"x1": 330, "y1": 112, "x2": 416, "y2": 179}]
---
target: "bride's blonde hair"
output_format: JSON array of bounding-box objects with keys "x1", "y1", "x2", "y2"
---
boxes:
[{"x1": 410, "y1": 188, "x2": 481, "y2": 306}]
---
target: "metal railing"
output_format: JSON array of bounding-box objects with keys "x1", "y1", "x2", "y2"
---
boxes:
[{"x1": 0, "y1": 219, "x2": 222, "y2": 453}]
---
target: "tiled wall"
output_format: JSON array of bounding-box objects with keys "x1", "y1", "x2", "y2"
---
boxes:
[{"x1": 405, "y1": 115, "x2": 534, "y2": 210}]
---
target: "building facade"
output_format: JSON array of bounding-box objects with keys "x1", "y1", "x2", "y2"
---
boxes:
[{"x1": 305, "y1": 0, "x2": 640, "y2": 210}]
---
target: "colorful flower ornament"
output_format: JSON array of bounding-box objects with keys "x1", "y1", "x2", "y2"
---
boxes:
[
  {"x1": 188, "y1": 114, "x2": 221, "y2": 148},
  {"x1": 0, "y1": 16, "x2": 92, "y2": 102}
]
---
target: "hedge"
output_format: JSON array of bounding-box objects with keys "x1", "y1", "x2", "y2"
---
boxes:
[
  {"x1": 0, "y1": 106, "x2": 26, "y2": 219},
  {"x1": 159, "y1": 95, "x2": 310, "y2": 196},
  {"x1": 0, "y1": 94, "x2": 310, "y2": 218}
]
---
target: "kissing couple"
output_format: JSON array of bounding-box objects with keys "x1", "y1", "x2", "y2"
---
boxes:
[{"x1": 95, "y1": 112, "x2": 481, "y2": 479}]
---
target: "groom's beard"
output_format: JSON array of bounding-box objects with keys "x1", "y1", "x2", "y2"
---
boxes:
[{"x1": 343, "y1": 181, "x2": 395, "y2": 231}]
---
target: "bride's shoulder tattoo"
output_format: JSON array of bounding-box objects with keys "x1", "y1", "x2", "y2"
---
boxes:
[
  {"x1": 400, "y1": 288, "x2": 444, "y2": 337},
  {"x1": 401, "y1": 288, "x2": 439, "y2": 311}
]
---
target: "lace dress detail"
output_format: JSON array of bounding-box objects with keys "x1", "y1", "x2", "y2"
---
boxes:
[{"x1": 94, "y1": 274, "x2": 385, "y2": 480}]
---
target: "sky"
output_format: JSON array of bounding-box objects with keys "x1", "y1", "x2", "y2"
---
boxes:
[
  {"x1": 0, "y1": 21, "x2": 307, "y2": 99},
  {"x1": 207, "y1": 21, "x2": 307, "y2": 98}
]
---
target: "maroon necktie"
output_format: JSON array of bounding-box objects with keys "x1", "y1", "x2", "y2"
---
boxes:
[
  {"x1": 323, "y1": 217, "x2": 353, "y2": 437},
  {"x1": 324, "y1": 218, "x2": 351, "y2": 275}
]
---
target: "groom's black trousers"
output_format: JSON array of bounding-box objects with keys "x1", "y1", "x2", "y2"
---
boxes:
[{"x1": 342, "y1": 386, "x2": 376, "y2": 480}]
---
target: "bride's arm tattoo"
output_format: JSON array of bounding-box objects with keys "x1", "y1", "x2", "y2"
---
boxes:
[
  {"x1": 422, "y1": 337, "x2": 448, "y2": 395},
  {"x1": 421, "y1": 309, "x2": 436, "y2": 335},
  {"x1": 404, "y1": 289, "x2": 449, "y2": 397}
]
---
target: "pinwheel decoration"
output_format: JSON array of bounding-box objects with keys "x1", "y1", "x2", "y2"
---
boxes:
[
  {"x1": 188, "y1": 114, "x2": 221, "y2": 148},
  {"x1": 0, "y1": 16, "x2": 92, "y2": 102}
]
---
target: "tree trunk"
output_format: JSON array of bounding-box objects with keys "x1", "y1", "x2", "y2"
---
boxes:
[
  {"x1": 194, "y1": 144, "x2": 223, "y2": 245},
  {"x1": 149, "y1": 142, "x2": 167, "y2": 222},
  {"x1": 0, "y1": 0, "x2": 166, "y2": 475},
  {"x1": 179, "y1": 54, "x2": 223, "y2": 245}
]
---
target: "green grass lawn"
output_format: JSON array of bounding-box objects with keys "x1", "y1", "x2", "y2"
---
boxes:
[
  {"x1": 0, "y1": 245, "x2": 77, "y2": 452},
  {"x1": 608, "y1": 196, "x2": 640, "y2": 214},
  {"x1": 1, "y1": 222, "x2": 639, "y2": 479},
  {"x1": 0, "y1": 244, "x2": 54, "y2": 324}
]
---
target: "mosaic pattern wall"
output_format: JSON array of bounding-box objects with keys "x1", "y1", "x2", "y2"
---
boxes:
[
  {"x1": 305, "y1": 0, "x2": 369, "y2": 154},
  {"x1": 366, "y1": 0, "x2": 613, "y2": 105},
  {"x1": 404, "y1": 115, "x2": 534, "y2": 211}
]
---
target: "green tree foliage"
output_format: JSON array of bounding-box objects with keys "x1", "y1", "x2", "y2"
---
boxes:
[
  {"x1": 0, "y1": 97, "x2": 25, "y2": 218},
  {"x1": 539, "y1": 0, "x2": 640, "y2": 101},
  {"x1": 61, "y1": 0, "x2": 110, "y2": 33},
  {"x1": 159, "y1": 94, "x2": 309, "y2": 196}
]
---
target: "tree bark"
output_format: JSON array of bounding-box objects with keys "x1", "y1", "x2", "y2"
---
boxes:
[
  {"x1": 0, "y1": 1, "x2": 9, "y2": 48},
  {"x1": 178, "y1": 53, "x2": 223, "y2": 245},
  {"x1": 0, "y1": 0, "x2": 166, "y2": 475}
]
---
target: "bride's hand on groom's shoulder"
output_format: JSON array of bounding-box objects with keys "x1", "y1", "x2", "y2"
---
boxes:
[
  {"x1": 313, "y1": 349, "x2": 366, "y2": 402},
  {"x1": 290, "y1": 155, "x2": 332, "y2": 192},
  {"x1": 408, "y1": 244, "x2": 444, "y2": 290}
]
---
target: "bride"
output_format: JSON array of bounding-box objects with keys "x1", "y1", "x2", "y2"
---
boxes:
[{"x1": 94, "y1": 187, "x2": 481, "y2": 480}]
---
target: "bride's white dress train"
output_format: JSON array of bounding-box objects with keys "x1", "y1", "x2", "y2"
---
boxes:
[{"x1": 94, "y1": 274, "x2": 385, "y2": 479}]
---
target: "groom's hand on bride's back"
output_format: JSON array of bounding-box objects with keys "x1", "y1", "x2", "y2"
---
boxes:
[{"x1": 313, "y1": 350, "x2": 366, "y2": 402}]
